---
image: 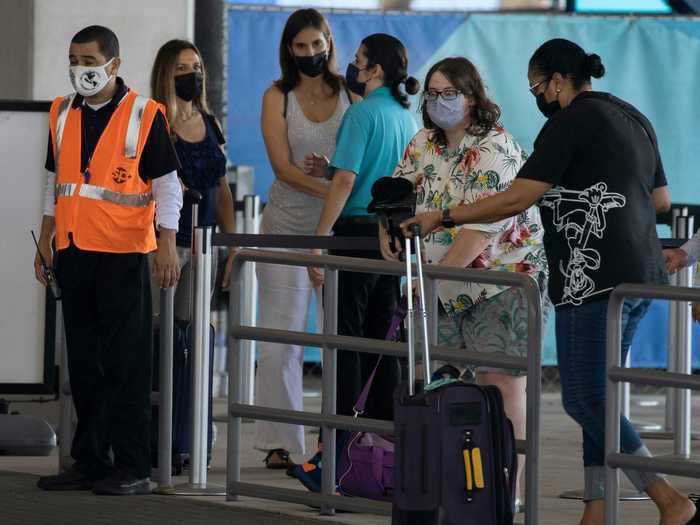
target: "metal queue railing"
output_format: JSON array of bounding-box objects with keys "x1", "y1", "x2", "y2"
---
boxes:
[
  {"x1": 220, "y1": 242, "x2": 544, "y2": 524},
  {"x1": 56, "y1": 221, "x2": 545, "y2": 522},
  {"x1": 605, "y1": 283, "x2": 700, "y2": 525}
]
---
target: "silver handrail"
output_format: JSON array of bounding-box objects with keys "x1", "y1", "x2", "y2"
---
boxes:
[
  {"x1": 605, "y1": 283, "x2": 700, "y2": 524},
  {"x1": 225, "y1": 247, "x2": 543, "y2": 524}
]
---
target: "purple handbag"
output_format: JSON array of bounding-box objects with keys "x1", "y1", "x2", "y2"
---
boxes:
[{"x1": 336, "y1": 297, "x2": 407, "y2": 501}]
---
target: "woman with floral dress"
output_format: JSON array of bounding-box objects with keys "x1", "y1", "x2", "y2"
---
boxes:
[{"x1": 380, "y1": 56, "x2": 548, "y2": 504}]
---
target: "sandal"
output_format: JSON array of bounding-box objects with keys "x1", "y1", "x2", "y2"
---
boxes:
[{"x1": 263, "y1": 448, "x2": 294, "y2": 470}]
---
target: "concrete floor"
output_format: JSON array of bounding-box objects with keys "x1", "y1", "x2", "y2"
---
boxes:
[{"x1": 1, "y1": 385, "x2": 699, "y2": 525}]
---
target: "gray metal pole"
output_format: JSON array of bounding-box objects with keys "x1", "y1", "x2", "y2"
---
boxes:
[
  {"x1": 622, "y1": 352, "x2": 631, "y2": 420},
  {"x1": 193, "y1": 227, "x2": 216, "y2": 489},
  {"x1": 666, "y1": 208, "x2": 682, "y2": 431},
  {"x1": 190, "y1": 226, "x2": 208, "y2": 487},
  {"x1": 161, "y1": 227, "x2": 223, "y2": 496},
  {"x1": 320, "y1": 269, "x2": 339, "y2": 516},
  {"x1": 157, "y1": 287, "x2": 175, "y2": 488},
  {"x1": 605, "y1": 293, "x2": 624, "y2": 525},
  {"x1": 405, "y1": 238, "x2": 415, "y2": 396},
  {"x1": 57, "y1": 301, "x2": 74, "y2": 472},
  {"x1": 240, "y1": 195, "x2": 260, "y2": 405},
  {"x1": 674, "y1": 215, "x2": 694, "y2": 458},
  {"x1": 194, "y1": 0, "x2": 227, "y2": 121},
  {"x1": 523, "y1": 279, "x2": 543, "y2": 525},
  {"x1": 226, "y1": 254, "x2": 244, "y2": 502}
]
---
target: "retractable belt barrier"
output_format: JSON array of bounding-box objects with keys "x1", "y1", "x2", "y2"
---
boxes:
[
  {"x1": 214, "y1": 233, "x2": 544, "y2": 524},
  {"x1": 605, "y1": 284, "x2": 700, "y2": 525}
]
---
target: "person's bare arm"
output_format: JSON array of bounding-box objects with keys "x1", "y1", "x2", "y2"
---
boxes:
[
  {"x1": 402, "y1": 178, "x2": 552, "y2": 236},
  {"x1": 261, "y1": 86, "x2": 329, "y2": 199},
  {"x1": 651, "y1": 185, "x2": 671, "y2": 214},
  {"x1": 439, "y1": 229, "x2": 492, "y2": 268}
]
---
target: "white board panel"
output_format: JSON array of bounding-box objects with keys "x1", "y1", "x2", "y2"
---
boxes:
[
  {"x1": 32, "y1": 0, "x2": 195, "y2": 100},
  {"x1": 0, "y1": 109, "x2": 50, "y2": 386}
]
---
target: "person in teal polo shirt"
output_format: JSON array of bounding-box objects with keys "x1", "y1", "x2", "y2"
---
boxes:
[
  {"x1": 308, "y1": 33, "x2": 419, "y2": 424},
  {"x1": 286, "y1": 34, "x2": 419, "y2": 492}
]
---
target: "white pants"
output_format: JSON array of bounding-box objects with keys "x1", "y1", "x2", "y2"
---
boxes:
[{"x1": 254, "y1": 260, "x2": 321, "y2": 455}]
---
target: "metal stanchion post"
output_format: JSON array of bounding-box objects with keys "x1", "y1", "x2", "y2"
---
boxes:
[
  {"x1": 674, "y1": 215, "x2": 694, "y2": 458},
  {"x1": 320, "y1": 268, "x2": 339, "y2": 516},
  {"x1": 226, "y1": 255, "x2": 244, "y2": 502},
  {"x1": 57, "y1": 300, "x2": 75, "y2": 472},
  {"x1": 240, "y1": 195, "x2": 260, "y2": 405},
  {"x1": 665, "y1": 208, "x2": 682, "y2": 432},
  {"x1": 161, "y1": 227, "x2": 224, "y2": 496},
  {"x1": 155, "y1": 287, "x2": 174, "y2": 489}
]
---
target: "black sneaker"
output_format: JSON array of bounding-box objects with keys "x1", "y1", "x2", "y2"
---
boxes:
[
  {"x1": 91, "y1": 471, "x2": 151, "y2": 496},
  {"x1": 37, "y1": 464, "x2": 93, "y2": 491}
]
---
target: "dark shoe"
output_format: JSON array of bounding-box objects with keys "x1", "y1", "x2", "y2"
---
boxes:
[
  {"x1": 263, "y1": 449, "x2": 294, "y2": 470},
  {"x1": 37, "y1": 465, "x2": 93, "y2": 491},
  {"x1": 92, "y1": 471, "x2": 151, "y2": 496}
]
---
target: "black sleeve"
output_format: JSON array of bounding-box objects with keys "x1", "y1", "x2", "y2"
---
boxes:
[
  {"x1": 206, "y1": 113, "x2": 226, "y2": 145},
  {"x1": 138, "y1": 110, "x2": 181, "y2": 182},
  {"x1": 644, "y1": 120, "x2": 667, "y2": 188},
  {"x1": 45, "y1": 132, "x2": 55, "y2": 173},
  {"x1": 516, "y1": 112, "x2": 578, "y2": 186}
]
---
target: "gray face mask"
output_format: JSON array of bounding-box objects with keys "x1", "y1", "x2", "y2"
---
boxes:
[{"x1": 426, "y1": 94, "x2": 467, "y2": 130}]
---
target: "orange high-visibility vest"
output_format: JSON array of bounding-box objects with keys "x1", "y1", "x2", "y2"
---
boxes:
[{"x1": 49, "y1": 89, "x2": 164, "y2": 253}]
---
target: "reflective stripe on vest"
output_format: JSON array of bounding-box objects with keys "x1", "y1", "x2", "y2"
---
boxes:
[
  {"x1": 53, "y1": 94, "x2": 76, "y2": 162},
  {"x1": 53, "y1": 93, "x2": 149, "y2": 160},
  {"x1": 124, "y1": 95, "x2": 149, "y2": 159},
  {"x1": 56, "y1": 182, "x2": 153, "y2": 208}
]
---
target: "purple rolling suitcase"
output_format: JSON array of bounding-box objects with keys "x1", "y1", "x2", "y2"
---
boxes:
[{"x1": 391, "y1": 225, "x2": 518, "y2": 525}]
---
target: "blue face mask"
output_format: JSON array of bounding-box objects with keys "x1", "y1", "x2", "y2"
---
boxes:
[
  {"x1": 426, "y1": 94, "x2": 467, "y2": 130},
  {"x1": 345, "y1": 63, "x2": 367, "y2": 97}
]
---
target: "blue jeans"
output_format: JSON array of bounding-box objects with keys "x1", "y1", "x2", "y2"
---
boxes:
[{"x1": 556, "y1": 297, "x2": 661, "y2": 500}]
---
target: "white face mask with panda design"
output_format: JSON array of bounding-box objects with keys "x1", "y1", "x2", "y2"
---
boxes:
[{"x1": 69, "y1": 58, "x2": 115, "y2": 97}]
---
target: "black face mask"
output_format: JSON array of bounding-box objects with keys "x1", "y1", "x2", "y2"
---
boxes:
[
  {"x1": 345, "y1": 63, "x2": 367, "y2": 97},
  {"x1": 175, "y1": 72, "x2": 203, "y2": 102},
  {"x1": 295, "y1": 51, "x2": 327, "y2": 78},
  {"x1": 536, "y1": 92, "x2": 561, "y2": 119}
]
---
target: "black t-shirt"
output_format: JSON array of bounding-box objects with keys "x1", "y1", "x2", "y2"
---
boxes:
[
  {"x1": 517, "y1": 91, "x2": 668, "y2": 308},
  {"x1": 45, "y1": 78, "x2": 180, "y2": 182}
]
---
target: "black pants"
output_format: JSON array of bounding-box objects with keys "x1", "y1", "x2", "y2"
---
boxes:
[
  {"x1": 332, "y1": 220, "x2": 402, "y2": 421},
  {"x1": 56, "y1": 242, "x2": 152, "y2": 479}
]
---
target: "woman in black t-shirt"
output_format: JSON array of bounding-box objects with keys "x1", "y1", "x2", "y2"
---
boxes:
[{"x1": 399, "y1": 39, "x2": 695, "y2": 525}]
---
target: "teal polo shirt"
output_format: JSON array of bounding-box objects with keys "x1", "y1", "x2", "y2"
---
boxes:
[{"x1": 330, "y1": 87, "x2": 418, "y2": 217}]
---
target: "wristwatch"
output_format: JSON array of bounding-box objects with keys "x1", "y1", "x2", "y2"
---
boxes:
[{"x1": 441, "y1": 208, "x2": 456, "y2": 228}]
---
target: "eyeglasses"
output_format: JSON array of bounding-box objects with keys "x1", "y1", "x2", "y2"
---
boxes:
[
  {"x1": 424, "y1": 88, "x2": 462, "y2": 101},
  {"x1": 528, "y1": 77, "x2": 550, "y2": 97}
]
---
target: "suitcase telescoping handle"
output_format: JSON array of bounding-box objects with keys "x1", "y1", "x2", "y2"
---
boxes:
[{"x1": 405, "y1": 223, "x2": 432, "y2": 396}]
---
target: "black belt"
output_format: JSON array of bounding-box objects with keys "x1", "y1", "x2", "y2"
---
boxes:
[{"x1": 334, "y1": 215, "x2": 378, "y2": 228}]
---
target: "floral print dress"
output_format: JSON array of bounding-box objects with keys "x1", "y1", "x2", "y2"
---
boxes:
[{"x1": 392, "y1": 127, "x2": 548, "y2": 315}]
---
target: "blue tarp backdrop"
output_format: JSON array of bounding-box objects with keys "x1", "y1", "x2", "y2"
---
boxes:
[{"x1": 226, "y1": 5, "x2": 700, "y2": 366}]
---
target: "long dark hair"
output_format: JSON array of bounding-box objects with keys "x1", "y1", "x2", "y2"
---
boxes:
[
  {"x1": 274, "y1": 8, "x2": 341, "y2": 95},
  {"x1": 151, "y1": 39, "x2": 211, "y2": 131},
  {"x1": 361, "y1": 33, "x2": 419, "y2": 109},
  {"x1": 421, "y1": 57, "x2": 501, "y2": 143},
  {"x1": 529, "y1": 38, "x2": 606, "y2": 89}
]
